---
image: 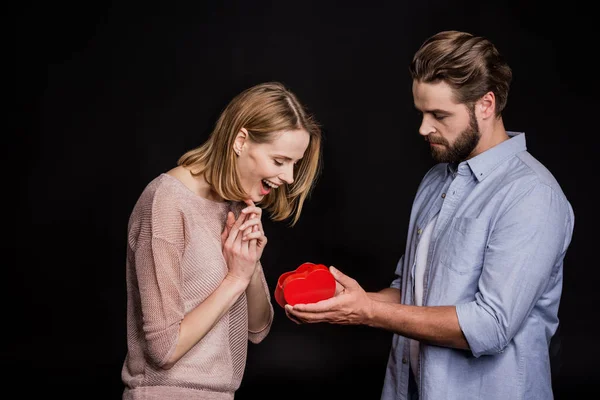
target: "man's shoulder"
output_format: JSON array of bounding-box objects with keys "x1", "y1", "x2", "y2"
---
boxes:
[
  {"x1": 491, "y1": 151, "x2": 573, "y2": 220},
  {"x1": 495, "y1": 151, "x2": 569, "y2": 205},
  {"x1": 514, "y1": 152, "x2": 563, "y2": 190}
]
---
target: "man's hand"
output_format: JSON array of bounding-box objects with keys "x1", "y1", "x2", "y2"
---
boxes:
[{"x1": 284, "y1": 266, "x2": 374, "y2": 326}]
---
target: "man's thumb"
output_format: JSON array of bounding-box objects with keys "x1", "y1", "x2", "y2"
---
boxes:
[{"x1": 329, "y1": 266, "x2": 354, "y2": 287}]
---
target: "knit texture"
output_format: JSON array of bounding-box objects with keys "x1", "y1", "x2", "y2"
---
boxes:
[{"x1": 122, "y1": 173, "x2": 273, "y2": 399}]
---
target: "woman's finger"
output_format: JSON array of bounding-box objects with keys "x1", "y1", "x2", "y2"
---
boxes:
[
  {"x1": 242, "y1": 231, "x2": 264, "y2": 241},
  {"x1": 241, "y1": 204, "x2": 262, "y2": 218},
  {"x1": 221, "y1": 211, "x2": 235, "y2": 244},
  {"x1": 239, "y1": 217, "x2": 262, "y2": 231},
  {"x1": 225, "y1": 212, "x2": 248, "y2": 248}
]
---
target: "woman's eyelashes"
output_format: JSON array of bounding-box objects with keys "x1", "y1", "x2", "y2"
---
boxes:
[{"x1": 273, "y1": 158, "x2": 300, "y2": 167}]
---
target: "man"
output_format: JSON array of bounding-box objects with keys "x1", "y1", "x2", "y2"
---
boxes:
[{"x1": 285, "y1": 30, "x2": 574, "y2": 400}]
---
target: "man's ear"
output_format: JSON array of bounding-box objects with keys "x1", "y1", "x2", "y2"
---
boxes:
[
  {"x1": 477, "y1": 91, "x2": 496, "y2": 120},
  {"x1": 234, "y1": 127, "x2": 248, "y2": 155}
]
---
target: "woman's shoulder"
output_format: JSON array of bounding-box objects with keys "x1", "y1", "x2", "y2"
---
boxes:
[
  {"x1": 131, "y1": 173, "x2": 190, "y2": 216},
  {"x1": 141, "y1": 173, "x2": 184, "y2": 200}
]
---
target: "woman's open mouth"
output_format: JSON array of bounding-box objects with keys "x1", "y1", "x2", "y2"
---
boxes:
[{"x1": 260, "y1": 179, "x2": 278, "y2": 195}]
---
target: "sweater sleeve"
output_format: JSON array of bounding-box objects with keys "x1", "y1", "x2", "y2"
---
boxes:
[
  {"x1": 132, "y1": 198, "x2": 186, "y2": 368},
  {"x1": 248, "y1": 261, "x2": 274, "y2": 344},
  {"x1": 134, "y1": 237, "x2": 184, "y2": 367}
]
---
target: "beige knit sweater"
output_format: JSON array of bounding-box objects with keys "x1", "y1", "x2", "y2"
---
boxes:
[{"x1": 121, "y1": 173, "x2": 274, "y2": 399}]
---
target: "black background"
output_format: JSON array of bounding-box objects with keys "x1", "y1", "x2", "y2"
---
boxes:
[{"x1": 14, "y1": 1, "x2": 597, "y2": 398}]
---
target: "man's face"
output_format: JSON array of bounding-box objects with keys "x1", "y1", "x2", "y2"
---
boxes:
[{"x1": 412, "y1": 80, "x2": 481, "y2": 163}]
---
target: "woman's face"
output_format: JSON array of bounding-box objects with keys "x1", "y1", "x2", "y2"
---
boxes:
[{"x1": 235, "y1": 128, "x2": 310, "y2": 202}]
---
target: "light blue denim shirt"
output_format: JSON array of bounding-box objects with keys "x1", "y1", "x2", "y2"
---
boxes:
[{"x1": 381, "y1": 132, "x2": 574, "y2": 400}]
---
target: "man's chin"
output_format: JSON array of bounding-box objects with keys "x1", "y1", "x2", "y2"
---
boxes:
[{"x1": 431, "y1": 149, "x2": 448, "y2": 163}]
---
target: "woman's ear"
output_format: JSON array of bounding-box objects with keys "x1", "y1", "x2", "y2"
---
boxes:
[{"x1": 234, "y1": 127, "x2": 248, "y2": 156}]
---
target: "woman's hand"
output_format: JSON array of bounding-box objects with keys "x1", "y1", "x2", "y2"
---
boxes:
[
  {"x1": 238, "y1": 199, "x2": 268, "y2": 262},
  {"x1": 221, "y1": 208, "x2": 260, "y2": 285}
]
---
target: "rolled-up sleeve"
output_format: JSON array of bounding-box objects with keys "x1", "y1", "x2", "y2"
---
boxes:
[
  {"x1": 390, "y1": 255, "x2": 404, "y2": 289},
  {"x1": 456, "y1": 182, "x2": 572, "y2": 357}
]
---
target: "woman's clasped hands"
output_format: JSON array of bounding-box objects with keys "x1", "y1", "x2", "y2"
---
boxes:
[{"x1": 221, "y1": 199, "x2": 268, "y2": 285}]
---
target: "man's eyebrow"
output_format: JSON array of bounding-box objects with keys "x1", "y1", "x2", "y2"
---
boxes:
[{"x1": 416, "y1": 107, "x2": 452, "y2": 115}]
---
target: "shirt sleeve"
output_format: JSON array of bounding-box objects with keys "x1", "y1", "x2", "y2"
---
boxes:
[
  {"x1": 390, "y1": 255, "x2": 404, "y2": 289},
  {"x1": 248, "y1": 261, "x2": 274, "y2": 344},
  {"x1": 133, "y1": 209, "x2": 185, "y2": 367},
  {"x1": 456, "y1": 182, "x2": 573, "y2": 357}
]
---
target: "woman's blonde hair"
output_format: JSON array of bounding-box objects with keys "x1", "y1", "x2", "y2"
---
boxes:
[{"x1": 178, "y1": 81, "x2": 322, "y2": 226}]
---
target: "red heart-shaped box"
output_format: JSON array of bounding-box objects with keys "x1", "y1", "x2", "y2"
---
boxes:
[{"x1": 274, "y1": 262, "x2": 336, "y2": 308}]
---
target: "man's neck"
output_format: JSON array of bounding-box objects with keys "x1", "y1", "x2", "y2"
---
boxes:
[{"x1": 472, "y1": 118, "x2": 509, "y2": 158}]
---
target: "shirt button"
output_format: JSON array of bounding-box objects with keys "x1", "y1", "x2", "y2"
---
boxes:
[
  {"x1": 441, "y1": 193, "x2": 446, "y2": 198},
  {"x1": 402, "y1": 358, "x2": 408, "y2": 364},
  {"x1": 417, "y1": 228, "x2": 422, "y2": 235}
]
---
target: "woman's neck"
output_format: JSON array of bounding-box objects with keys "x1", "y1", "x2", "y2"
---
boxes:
[{"x1": 166, "y1": 165, "x2": 226, "y2": 202}]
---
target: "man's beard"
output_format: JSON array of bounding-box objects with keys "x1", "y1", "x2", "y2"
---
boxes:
[{"x1": 429, "y1": 108, "x2": 481, "y2": 163}]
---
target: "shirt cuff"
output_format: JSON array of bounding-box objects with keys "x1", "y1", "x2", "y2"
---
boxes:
[{"x1": 456, "y1": 301, "x2": 504, "y2": 357}]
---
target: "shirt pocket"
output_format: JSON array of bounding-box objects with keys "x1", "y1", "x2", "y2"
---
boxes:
[{"x1": 440, "y1": 217, "x2": 489, "y2": 275}]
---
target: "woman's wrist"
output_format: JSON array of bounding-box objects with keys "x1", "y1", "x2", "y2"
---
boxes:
[{"x1": 223, "y1": 273, "x2": 251, "y2": 292}]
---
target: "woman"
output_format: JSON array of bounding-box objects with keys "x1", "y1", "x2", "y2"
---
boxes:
[{"x1": 121, "y1": 81, "x2": 322, "y2": 399}]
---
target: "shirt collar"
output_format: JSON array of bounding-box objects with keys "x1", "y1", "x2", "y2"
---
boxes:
[{"x1": 447, "y1": 131, "x2": 527, "y2": 182}]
